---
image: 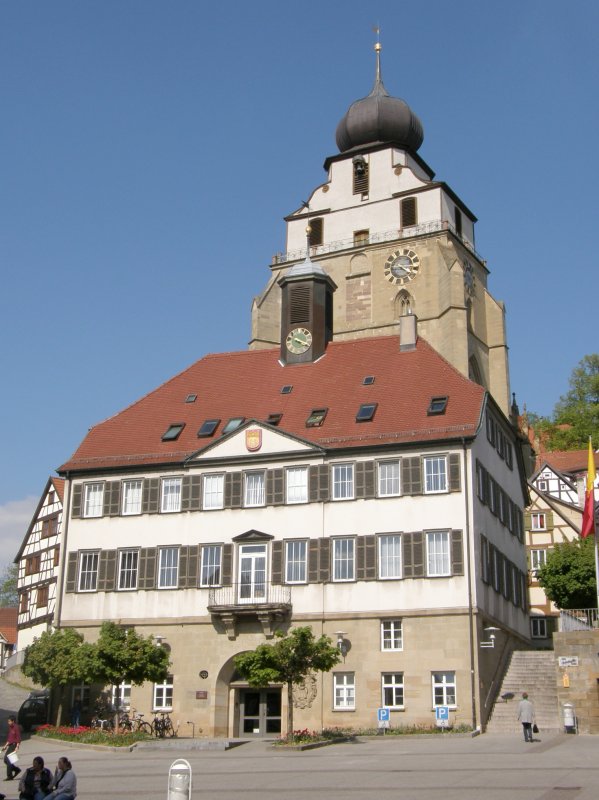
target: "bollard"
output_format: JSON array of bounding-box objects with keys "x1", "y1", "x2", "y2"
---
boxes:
[{"x1": 167, "y1": 759, "x2": 192, "y2": 800}]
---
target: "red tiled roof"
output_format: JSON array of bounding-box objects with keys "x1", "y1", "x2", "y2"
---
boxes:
[
  {"x1": 51, "y1": 477, "x2": 65, "y2": 503},
  {"x1": 537, "y1": 449, "x2": 599, "y2": 475},
  {"x1": 0, "y1": 608, "x2": 18, "y2": 645},
  {"x1": 59, "y1": 336, "x2": 486, "y2": 474}
]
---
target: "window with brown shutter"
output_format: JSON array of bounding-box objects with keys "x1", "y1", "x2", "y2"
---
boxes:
[
  {"x1": 401, "y1": 197, "x2": 417, "y2": 228},
  {"x1": 37, "y1": 585, "x2": 49, "y2": 608},
  {"x1": 353, "y1": 157, "x2": 369, "y2": 194},
  {"x1": 289, "y1": 286, "x2": 311, "y2": 324},
  {"x1": 308, "y1": 218, "x2": 323, "y2": 247}
]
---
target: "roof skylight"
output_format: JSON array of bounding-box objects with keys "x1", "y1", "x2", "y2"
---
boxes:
[
  {"x1": 427, "y1": 396, "x2": 448, "y2": 415},
  {"x1": 281, "y1": 385, "x2": 293, "y2": 394},
  {"x1": 185, "y1": 394, "x2": 197, "y2": 403},
  {"x1": 222, "y1": 417, "x2": 245, "y2": 434},
  {"x1": 197, "y1": 419, "x2": 220, "y2": 438},
  {"x1": 362, "y1": 376, "x2": 375, "y2": 385},
  {"x1": 266, "y1": 413, "x2": 283, "y2": 426},
  {"x1": 356, "y1": 403, "x2": 378, "y2": 422},
  {"x1": 162, "y1": 423, "x2": 185, "y2": 441},
  {"x1": 306, "y1": 408, "x2": 328, "y2": 428}
]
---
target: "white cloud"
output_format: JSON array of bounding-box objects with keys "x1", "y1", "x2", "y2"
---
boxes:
[{"x1": 0, "y1": 496, "x2": 38, "y2": 568}]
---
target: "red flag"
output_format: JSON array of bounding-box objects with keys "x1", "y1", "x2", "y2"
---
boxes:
[{"x1": 581, "y1": 438, "x2": 596, "y2": 538}]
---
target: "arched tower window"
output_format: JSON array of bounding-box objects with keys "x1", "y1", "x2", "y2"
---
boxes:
[
  {"x1": 395, "y1": 290, "x2": 414, "y2": 318},
  {"x1": 469, "y1": 356, "x2": 483, "y2": 387}
]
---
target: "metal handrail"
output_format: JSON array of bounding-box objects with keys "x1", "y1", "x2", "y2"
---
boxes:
[
  {"x1": 208, "y1": 582, "x2": 291, "y2": 607},
  {"x1": 272, "y1": 219, "x2": 485, "y2": 266},
  {"x1": 558, "y1": 608, "x2": 599, "y2": 631}
]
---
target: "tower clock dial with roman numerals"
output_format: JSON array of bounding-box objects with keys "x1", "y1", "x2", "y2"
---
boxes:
[
  {"x1": 384, "y1": 248, "x2": 420, "y2": 285},
  {"x1": 286, "y1": 327, "x2": 312, "y2": 354}
]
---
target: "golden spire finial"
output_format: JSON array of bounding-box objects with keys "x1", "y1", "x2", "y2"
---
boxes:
[{"x1": 373, "y1": 25, "x2": 382, "y2": 84}]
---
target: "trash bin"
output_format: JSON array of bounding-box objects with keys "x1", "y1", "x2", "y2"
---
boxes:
[{"x1": 563, "y1": 702, "x2": 577, "y2": 734}]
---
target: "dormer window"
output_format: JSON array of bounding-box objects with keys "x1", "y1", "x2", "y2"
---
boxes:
[{"x1": 162, "y1": 423, "x2": 185, "y2": 442}]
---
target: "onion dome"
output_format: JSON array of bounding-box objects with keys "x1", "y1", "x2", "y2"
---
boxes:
[{"x1": 335, "y1": 43, "x2": 423, "y2": 154}]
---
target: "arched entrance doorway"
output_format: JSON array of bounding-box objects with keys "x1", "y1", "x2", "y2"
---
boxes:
[{"x1": 214, "y1": 656, "x2": 283, "y2": 738}]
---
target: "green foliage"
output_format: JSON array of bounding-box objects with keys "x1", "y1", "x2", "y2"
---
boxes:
[
  {"x1": 532, "y1": 354, "x2": 599, "y2": 450},
  {"x1": 537, "y1": 537, "x2": 597, "y2": 609},
  {"x1": 0, "y1": 563, "x2": 18, "y2": 606},
  {"x1": 234, "y1": 627, "x2": 340, "y2": 687},
  {"x1": 234, "y1": 626, "x2": 341, "y2": 736},
  {"x1": 22, "y1": 628, "x2": 96, "y2": 688},
  {"x1": 93, "y1": 621, "x2": 170, "y2": 686}
]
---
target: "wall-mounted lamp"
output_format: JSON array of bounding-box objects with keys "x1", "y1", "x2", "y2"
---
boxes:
[
  {"x1": 335, "y1": 631, "x2": 349, "y2": 660},
  {"x1": 480, "y1": 626, "x2": 500, "y2": 649},
  {"x1": 154, "y1": 634, "x2": 166, "y2": 646}
]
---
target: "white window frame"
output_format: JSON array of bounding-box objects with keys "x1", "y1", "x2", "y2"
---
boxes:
[
  {"x1": 332, "y1": 463, "x2": 354, "y2": 500},
  {"x1": 531, "y1": 512, "x2": 547, "y2": 531},
  {"x1": 426, "y1": 531, "x2": 451, "y2": 577},
  {"x1": 118, "y1": 549, "x2": 139, "y2": 591},
  {"x1": 244, "y1": 471, "x2": 265, "y2": 507},
  {"x1": 122, "y1": 479, "x2": 143, "y2": 515},
  {"x1": 200, "y1": 544, "x2": 222, "y2": 587},
  {"x1": 378, "y1": 460, "x2": 400, "y2": 497},
  {"x1": 424, "y1": 456, "x2": 448, "y2": 494},
  {"x1": 432, "y1": 671, "x2": 456, "y2": 708},
  {"x1": 161, "y1": 477, "x2": 182, "y2": 513},
  {"x1": 378, "y1": 534, "x2": 402, "y2": 579},
  {"x1": 333, "y1": 672, "x2": 355, "y2": 710},
  {"x1": 285, "y1": 466, "x2": 308, "y2": 504},
  {"x1": 381, "y1": 620, "x2": 403, "y2": 651},
  {"x1": 285, "y1": 540, "x2": 307, "y2": 584},
  {"x1": 382, "y1": 672, "x2": 404, "y2": 709},
  {"x1": 78, "y1": 551, "x2": 99, "y2": 592},
  {"x1": 153, "y1": 675, "x2": 173, "y2": 711},
  {"x1": 83, "y1": 482, "x2": 104, "y2": 518},
  {"x1": 111, "y1": 681, "x2": 131, "y2": 711},
  {"x1": 530, "y1": 548, "x2": 547, "y2": 577},
  {"x1": 158, "y1": 546, "x2": 179, "y2": 589},
  {"x1": 202, "y1": 473, "x2": 224, "y2": 510},
  {"x1": 332, "y1": 537, "x2": 355, "y2": 581},
  {"x1": 531, "y1": 617, "x2": 548, "y2": 639}
]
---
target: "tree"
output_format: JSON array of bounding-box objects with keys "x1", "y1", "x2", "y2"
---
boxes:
[
  {"x1": 22, "y1": 622, "x2": 170, "y2": 727},
  {"x1": 234, "y1": 626, "x2": 341, "y2": 738},
  {"x1": 22, "y1": 628, "x2": 97, "y2": 723},
  {"x1": 537, "y1": 537, "x2": 597, "y2": 609},
  {"x1": 533, "y1": 354, "x2": 599, "y2": 450},
  {"x1": 0, "y1": 563, "x2": 18, "y2": 606}
]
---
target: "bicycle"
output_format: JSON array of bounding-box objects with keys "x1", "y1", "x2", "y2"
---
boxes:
[
  {"x1": 151, "y1": 711, "x2": 177, "y2": 738},
  {"x1": 130, "y1": 710, "x2": 153, "y2": 736}
]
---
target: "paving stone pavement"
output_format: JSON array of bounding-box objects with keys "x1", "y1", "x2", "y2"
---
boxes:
[{"x1": 2, "y1": 681, "x2": 598, "y2": 800}]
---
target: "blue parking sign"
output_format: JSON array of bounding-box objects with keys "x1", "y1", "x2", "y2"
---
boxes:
[
  {"x1": 378, "y1": 707, "x2": 390, "y2": 722},
  {"x1": 435, "y1": 706, "x2": 449, "y2": 727}
]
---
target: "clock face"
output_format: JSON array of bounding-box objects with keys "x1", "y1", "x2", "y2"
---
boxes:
[
  {"x1": 384, "y1": 248, "x2": 420, "y2": 285},
  {"x1": 286, "y1": 327, "x2": 312, "y2": 354}
]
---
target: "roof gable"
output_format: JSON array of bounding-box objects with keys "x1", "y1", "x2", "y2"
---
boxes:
[{"x1": 189, "y1": 420, "x2": 320, "y2": 462}]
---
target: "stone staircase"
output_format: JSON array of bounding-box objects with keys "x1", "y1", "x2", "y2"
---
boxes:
[{"x1": 485, "y1": 650, "x2": 561, "y2": 734}]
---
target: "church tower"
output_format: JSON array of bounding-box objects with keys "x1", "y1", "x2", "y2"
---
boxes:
[{"x1": 250, "y1": 43, "x2": 511, "y2": 414}]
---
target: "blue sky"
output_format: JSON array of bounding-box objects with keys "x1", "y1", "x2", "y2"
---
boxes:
[{"x1": 1, "y1": 1, "x2": 598, "y2": 564}]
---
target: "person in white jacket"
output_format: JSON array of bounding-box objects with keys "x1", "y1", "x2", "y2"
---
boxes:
[
  {"x1": 517, "y1": 692, "x2": 536, "y2": 743},
  {"x1": 45, "y1": 758, "x2": 77, "y2": 800}
]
